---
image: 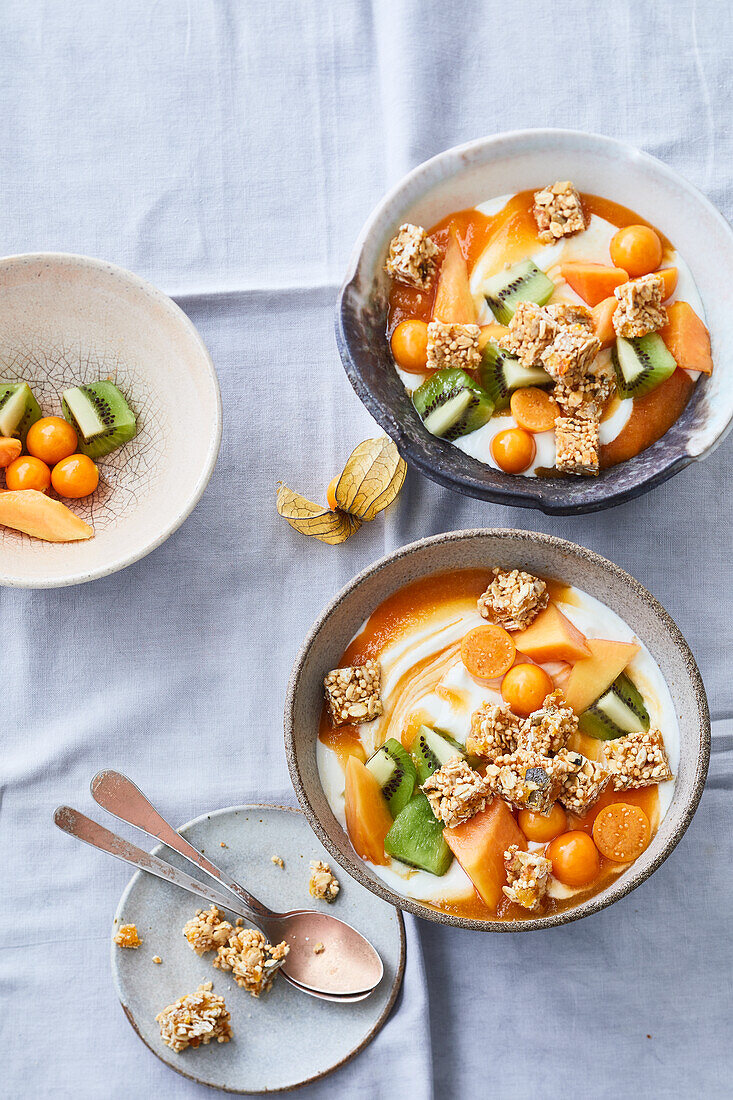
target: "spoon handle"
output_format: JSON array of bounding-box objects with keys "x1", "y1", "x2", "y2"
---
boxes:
[
  {"x1": 53, "y1": 805, "x2": 258, "y2": 922},
  {"x1": 90, "y1": 770, "x2": 271, "y2": 922}
]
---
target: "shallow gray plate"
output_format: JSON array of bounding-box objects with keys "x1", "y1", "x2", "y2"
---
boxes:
[{"x1": 112, "y1": 804, "x2": 405, "y2": 1093}]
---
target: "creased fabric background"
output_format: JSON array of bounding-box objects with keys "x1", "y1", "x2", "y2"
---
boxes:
[{"x1": 1, "y1": 2, "x2": 731, "y2": 1097}]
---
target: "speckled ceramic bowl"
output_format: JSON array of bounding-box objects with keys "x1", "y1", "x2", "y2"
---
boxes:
[
  {"x1": 0, "y1": 253, "x2": 221, "y2": 587},
  {"x1": 285, "y1": 529, "x2": 710, "y2": 931},
  {"x1": 336, "y1": 130, "x2": 733, "y2": 514}
]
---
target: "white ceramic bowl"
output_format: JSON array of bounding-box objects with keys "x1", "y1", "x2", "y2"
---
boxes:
[
  {"x1": 337, "y1": 129, "x2": 733, "y2": 513},
  {"x1": 0, "y1": 253, "x2": 221, "y2": 587}
]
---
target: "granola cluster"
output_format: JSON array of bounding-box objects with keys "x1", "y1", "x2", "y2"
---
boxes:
[
  {"x1": 466, "y1": 700, "x2": 524, "y2": 760},
  {"x1": 554, "y1": 414, "x2": 600, "y2": 476},
  {"x1": 558, "y1": 751, "x2": 611, "y2": 814},
  {"x1": 309, "y1": 859, "x2": 340, "y2": 902},
  {"x1": 477, "y1": 568, "x2": 549, "y2": 632},
  {"x1": 603, "y1": 729, "x2": 673, "y2": 789},
  {"x1": 503, "y1": 845, "x2": 552, "y2": 910},
  {"x1": 421, "y1": 756, "x2": 489, "y2": 827},
  {"x1": 156, "y1": 982, "x2": 232, "y2": 1053},
  {"x1": 324, "y1": 659, "x2": 383, "y2": 726},
  {"x1": 499, "y1": 301, "x2": 558, "y2": 368},
  {"x1": 546, "y1": 302, "x2": 593, "y2": 328},
  {"x1": 483, "y1": 747, "x2": 577, "y2": 816},
  {"x1": 554, "y1": 359, "x2": 615, "y2": 416},
  {"x1": 426, "y1": 320, "x2": 481, "y2": 372},
  {"x1": 183, "y1": 906, "x2": 233, "y2": 956},
  {"x1": 541, "y1": 324, "x2": 602, "y2": 384},
  {"x1": 214, "y1": 927, "x2": 289, "y2": 996},
  {"x1": 520, "y1": 689, "x2": 578, "y2": 755},
  {"x1": 613, "y1": 274, "x2": 667, "y2": 338},
  {"x1": 533, "y1": 181, "x2": 587, "y2": 243},
  {"x1": 385, "y1": 223, "x2": 439, "y2": 289},
  {"x1": 113, "y1": 923, "x2": 141, "y2": 948}
]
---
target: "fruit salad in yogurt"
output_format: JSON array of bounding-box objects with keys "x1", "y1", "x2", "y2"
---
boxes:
[
  {"x1": 318, "y1": 567, "x2": 677, "y2": 921},
  {"x1": 385, "y1": 181, "x2": 713, "y2": 477}
]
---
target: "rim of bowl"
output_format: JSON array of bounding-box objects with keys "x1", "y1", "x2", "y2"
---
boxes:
[
  {"x1": 0, "y1": 251, "x2": 223, "y2": 588},
  {"x1": 335, "y1": 129, "x2": 733, "y2": 515},
  {"x1": 284, "y1": 528, "x2": 711, "y2": 931}
]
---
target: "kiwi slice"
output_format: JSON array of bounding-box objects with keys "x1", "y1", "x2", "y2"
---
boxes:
[
  {"x1": 482, "y1": 260, "x2": 555, "y2": 324},
  {"x1": 411, "y1": 725, "x2": 465, "y2": 786},
  {"x1": 478, "y1": 340, "x2": 553, "y2": 410},
  {"x1": 579, "y1": 672, "x2": 651, "y2": 740},
  {"x1": 412, "y1": 369, "x2": 494, "y2": 440},
  {"x1": 0, "y1": 381, "x2": 42, "y2": 443},
  {"x1": 611, "y1": 334, "x2": 677, "y2": 399},
  {"x1": 366, "y1": 738, "x2": 416, "y2": 818},
  {"x1": 62, "y1": 381, "x2": 137, "y2": 458},
  {"x1": 384, "y1": 793, "x2": 453, "y2": 876}
]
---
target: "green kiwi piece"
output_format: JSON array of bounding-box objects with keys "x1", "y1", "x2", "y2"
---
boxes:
[
  {"x1": 478, "y1": 340, "x2": 553, "y2": 411},
  {"x1": 366, "y1": 738, "x2": 416, "y2": 818},
  {"x1": 611, "y1": 334, "x2": 677, "y2": 399},
  {"x1": 384, "y1": 793, "x2": 453, "y2": 876},
  {"x1": 579, "y1": 672, "x2": 651, "y2": 740},
  {"x1": 0, "y1": 381, "x2": 42, "y2": 443},
  {"x1": 412, "y1": 369, "x2": 494, "y2": 440},
  {"x1": 482, "y1": 260, "x2": 554, "y2": 324},
  {"x1": 62, "y1": 381, "x2": 137, "y2": 458},
  {"x1": 411, "y1": 725, "x2": 465, "y2": 786}
]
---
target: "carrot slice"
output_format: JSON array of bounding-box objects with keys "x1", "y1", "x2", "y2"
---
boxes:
[
  {"x1": 510, "y1": 387, "x2": 560, "y2": 433},
  {"x1": 460, "y1": 625, "x2": 516, "y2": 681},
  {"x1": 592, "y1": 802, "x2": 650, "y2": 862}
]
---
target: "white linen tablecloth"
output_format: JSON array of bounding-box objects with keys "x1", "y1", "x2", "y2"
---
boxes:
[{"x1": 1, "y1": 2, "x2": 731, "y2": 1097}]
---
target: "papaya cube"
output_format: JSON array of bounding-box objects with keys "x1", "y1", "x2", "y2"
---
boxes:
[
  {"x1": 444, "y1": 797, "x2": 525, "y2": 911},
  {"x1": 563, "y1": 638, "x2": 640, "y2": 714},
  {"x1": 512, "y1": 602, "x2": 591, "y2": 664}
]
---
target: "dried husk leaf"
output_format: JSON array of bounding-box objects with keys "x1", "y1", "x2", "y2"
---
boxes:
[
  {"x1": 276, "y1": 484, "x2": 361, "y2": 544},
  {"x1": 334, "y1": 436, "x2": 407, "y2": 521}
]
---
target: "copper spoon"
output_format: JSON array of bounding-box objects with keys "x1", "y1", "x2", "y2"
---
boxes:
[{"x1": 89, "y1": 770, "x2": 383, "y2": 998}]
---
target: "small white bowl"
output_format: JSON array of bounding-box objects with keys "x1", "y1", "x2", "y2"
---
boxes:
[{"x1": 0, "y1": 253, "x2": 221, "y2": 587}]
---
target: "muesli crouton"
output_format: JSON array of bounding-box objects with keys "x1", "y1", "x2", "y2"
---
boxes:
[
  {"x1": 309, "y1": 859, "x2": 340, "y2": 902},
  {"x1": 503, "y1": 845, "x2": 552, "y2": 910},
  {"x1": 324, "y1": 659, "x2": 382, "y2": 726},
  {"x1": 554, "y1": 413, "x2": 600, "y2": 476},
  {"x1": 156, "y1": 982, "x2": 232, "y2": 1053},
  {"x1": 384, "y1": 223, "x2": 439, "y2": 289},
  {"x1": 426, "y1": 320, "x2": 481, "y2": 372},
  {"x1": 603, "y1": 729, "x2": 673, "y2": 790},
  {"x1": 484, "y1": 748, "x2": 576, "y2": 816},
  {"x1": 545, "y1": 302, "x2": 593, "y2": 329},
  {"x1": 214, "y1": 928, "x2": 289, "y2": 996},
  {"x1": 183, "y1": 906, "x2": 233, "y2": 956},
  {"x1": 467, "y1": 700, "x2": 526, "y2": 761},
  {"x1": 477, "y1": 568, "x2": 549, "y2": 632},
  {"x1": 558, "y1": 751, "x2": 611, "y2": 814},
  {"x1": 554, "y1": 360, "x2": 616, "y2": 416},
  {"x1": 533, "y1": 181, "x2": 587, "y2": 244},
  {"x1": 114, "y1": 923, "x2": 142, "y2": 948},
  {"x1": 520, "y1": 689, "x2": 578, "y2": 755},
  {"x1": 613, "y1": 274, "x2": 667, "y2": 338},
  {"x1": 541, "y1": 324, "x2": 601, "y2": 383},
  {"x1": 421, "y1": 756, "x2": 489, "y2": 827},
  {"x1": 499, "y1": 302, "x2": 558, "y2": 368}
]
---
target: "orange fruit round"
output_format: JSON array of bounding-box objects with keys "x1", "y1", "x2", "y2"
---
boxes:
[
  {"x1": 547, "y1": 830, "x2": 601, "y2": 887},
  {"x1": 518, "y1": 803, "x2": 567, "y2": 843},
  {"x1": 390, "y1": 319, "x2": 429, "y2": 372},
  {"x1": 51, "y1": 454, "x2": 99, "y2": 498},
  {"x1": 609, "y1": 225, "x2": 663, "y2": 278},
  {"x1": 501, "y1": 662, "x2": 554, "y2": 717},
  {"x1": 491, "y1": 428, "x2": 536, "y2": 474},
  {"x1": 326, "y1": 475, "x2": 340, "y2": 511},
  {"x1": 5, "y1": 455, "x2": 51, "y2": 492},
  {"x1": 460, "y1": 624, "x2": 516, "y2": 681},
  {"x1": 25, "y1": 416, "x2": 78, "y2": 464},
  {"x1": 592, "y1": 803, "x2": 651, "y2": 862},
  {"x1": 510, "y1": 387, "x2": 559, "y2": 433}
]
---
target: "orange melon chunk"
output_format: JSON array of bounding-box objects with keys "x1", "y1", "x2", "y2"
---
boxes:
[
  {"x1": 478, "y1": 322, "x2": 508, "y2": 350},
  {"x1": 443, "y1": 798, "x2": 526, "y2": 911},
  {"x1": 432, "y1": 230, "x2": 477, "y2": 325},
  {"x1": 512, "y1": 603, "x2": 591, "y2": 664},
  {"x1": 0, "y1": 489, "x2": 93, "y2": 542},
  {"x1": 0, "y1": 437, "x2": 22, "y2": 467},
  {"x1": 657, "y1": 267, "x2": 678, "y2": 301},
  {"x1": 658, "y1": 300, "x2": 713, "y2": 375},
  {"x1": 591, "y1": 297, "x2": 618, "y2": 348},
  {"x1": 563, "y1": 638, "x2": 640, "y2": 714},
  {"x1": 344, "y1": 756, "x2": 392, "y2": 866},
  {"x1": 560, "y1": 263, "x2": 629, "y2": 307}
]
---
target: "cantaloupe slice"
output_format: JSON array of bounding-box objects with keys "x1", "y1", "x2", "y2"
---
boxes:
[
  {"x1": 563, "y1": 638, "x2": 640, "y2": 714},
  {"x1": 566, "y1": 729, "x2": 605, "y2": 763},
  {"x1": 0, "y1": 437, "x2": 22, "y2": 467},
  {"x1": 513, "y1": 603, "x2": 591, "y2": 664},
  {"x1": 657, "y1": 267, "x2": 678, "y2": 301},
  {"x1": 432, "y1": 231, "x2": 477, "y2": 325},
  {"x1": 478, "y1": 322, "x2": 508, "y2": 350},
  {"x1": 0, "y1": 490, "x2": 93, "y2": 542},
  {"x1": 560, "y1": 263, "x2": 629, "y2": 306},
  {"x1": 591, "y1": 297, "x2": 618, "y2": 348},
  {"x1": 344, "y1": 756, "x2": 392, "y2": 866},
  {"x1": 443, "y1": 798, "x2": 525, "y2": 911},
  {"x1": 658, "y1": 300, "x2": 713, "y2": 374}
]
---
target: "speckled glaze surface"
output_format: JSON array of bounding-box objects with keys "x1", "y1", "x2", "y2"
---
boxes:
[
  {"x1": 112, "y1": 804, "x2": 405, "y2": 1093},
  {"x1": 336, "y1": 130, "x2": 733, "y2": 514},
  {"x1": 285, "y1": 530, "x2": 710, "y2": 931},
  {"x1": 0, "y1": 253, "x2": 221, "y2": 587}
]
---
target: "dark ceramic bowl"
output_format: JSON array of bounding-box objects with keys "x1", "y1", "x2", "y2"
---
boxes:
[
  {"x1": 285, "y1": 529, "x2": 710, "y2": 931},
  {"x1": 336, "y1": 130, "x2": 733, "y2": 514}
]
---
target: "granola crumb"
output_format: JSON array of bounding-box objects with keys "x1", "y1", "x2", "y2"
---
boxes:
[
  {"x1": 385, "y1": 223, "x2": 439, "y2": 289},
  {"x1": 313, "y1": 942, "x2": 325, "y2": 955},
  {"x1": 183, "y1": 907, "x2": 233, "y2": 956},
  {"x1": 214, "y1": 928, "x2": 290, "y2": 997},
  {"x1": 152, "y1": 955, "x2": 162, "y2": 965},
  {"x1": 533, "y1": 180, "x2": 587, "y2": 244},
  {"x1": 156, "y1": 982, "x2": 232, "y2": 1053},
  {"x1": 421, "y1": 756, "x2": 489, "y2": 828},
  {"x1": 220, "y1": 842, "x2": 228, "y2": 849},
  {"x1": 235, "y1": 918, "x2": 244, "y2": 927},
  {"x1": 309, "y1": 859, "x2": 340, "y2": 902},
  {"x1": 324, "y1": 659, "x2": 383, "y2": 726},
  {"x1": 426, "y1": 319, "x2": 481, "y2": 372},
  {"x1": 613, "y1": 274, "x2": 667, "y2": 338},
  {"x1": 503, "y1": 845, "x2": 552, "y2": 910},
  {"x1": 114, "y1": 924, "x2": 142, "y2": 949},
  {"x1": 477, "y1": 567, "x2": 548, "y2": 632},
  {"x1": 271, "y1": 855, "x2": 285, "y2": 869}
]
